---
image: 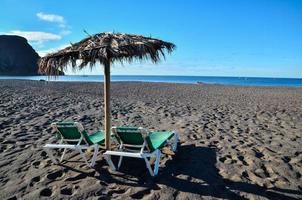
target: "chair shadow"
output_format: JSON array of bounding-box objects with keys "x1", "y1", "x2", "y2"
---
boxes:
[
  {"x1": 60, "y1": 145, "x2": 302, "y2": 199},
  {"x1": 155, "y1": 145, "x2": 302, "y2": 199}
]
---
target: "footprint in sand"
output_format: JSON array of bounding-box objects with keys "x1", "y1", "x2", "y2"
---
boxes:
[
  {"x1": 65, "y1": 173, "x2": 87, "y2": 181},
  {"x1": 131, "y1": 188, "x2": 151, "y2": 199},
  {"x1": 98, "y1": 180, "x2": 109, "y2": 186},
  {"x1": 282, "y1": 156, "x2": 291, "y2": 163},
  {"x1": 60, "y1": 187, "x2": 73, "y2": 196},
  {"x1": 219, "y1": 157, "x2": 227, "y2": 163},
  {"x1": 40, "y1": 187, "x2": 52, "y2": 197},
  {"x1": 107, "y1": 188, "x2": 127, "y2": 198},
  {"x1": 189, "y1": 134, "x2": 198, "y2": 140},
  {"x1": 218, "y1": 155, "x2": 237, "y2": 164},
  {"x1": 237, "y1": 155, "x2": 249, "y2": 166},
  {"x1": 6, "y1": 196, "x2": 17, "y2": 200},
  {"x1": 32, "y1": 161, "x2": 41, "y2": 168},
  {"x1": 46, "y1": 170, "x2": 64, "y2": 180},
  {"x1": 29, "y1": 176, "x2": 41, "y2": 187},
  {"x1": 40, "y1": 151, "x2": 47, "y2": 158}
]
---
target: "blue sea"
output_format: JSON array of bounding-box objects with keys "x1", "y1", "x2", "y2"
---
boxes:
[{"x1": 0, "y1": 75, "x2": 302, "y2": 87}]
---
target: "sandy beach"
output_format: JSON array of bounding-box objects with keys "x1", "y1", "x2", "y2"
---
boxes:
[{"x1": 0, "y1": 80, "x2": 301, "y2": 199}]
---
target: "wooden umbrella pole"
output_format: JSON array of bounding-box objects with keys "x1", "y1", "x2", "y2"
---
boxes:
[{"x1": 104, "y1": 60, "x2": 111, "y2": 150}]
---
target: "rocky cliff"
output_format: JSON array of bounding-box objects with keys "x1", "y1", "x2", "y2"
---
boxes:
[{"x1": 0, "y1": 35, "x2": 40, "y2": 75}]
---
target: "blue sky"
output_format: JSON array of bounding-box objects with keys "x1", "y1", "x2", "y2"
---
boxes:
[{"x1": 1, "y1": 0, "x2": 302, "y2": 77}]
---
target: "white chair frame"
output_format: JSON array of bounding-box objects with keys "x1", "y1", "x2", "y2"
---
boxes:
[
  {"x1": 43, "y1": 122, "x2": 100, "y2": 167},
  {"x1": 104, "y1": 127, "x2": 179, "y2": 176}
]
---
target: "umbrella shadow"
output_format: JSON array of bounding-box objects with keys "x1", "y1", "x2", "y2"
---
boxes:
[{"x1": 93, "y1": 144, "x2": 301, "y2": 199}]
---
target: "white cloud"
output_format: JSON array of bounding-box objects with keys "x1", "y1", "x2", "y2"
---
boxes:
[
  {"x1": 36, "y1": 12, "x2": 71, "y2": 34},
  {"x1": 37, "y1": 12, "x2": 64, "y2": 23},
  {"x1": 1, "y1": 12, "x2": 70, "y2": 49},
  {"x1": 37, "y1": 44, "x2": 70, "y2": 57},
  {"x1": 59, "y1": 24, "x2": 66, "y2": 28},
  {"x1": 59, "y1": 30, "x2": 72, "y2": 36},
  {"x1": 2, "y1": 30, "x2": 62, "y2": 43}
]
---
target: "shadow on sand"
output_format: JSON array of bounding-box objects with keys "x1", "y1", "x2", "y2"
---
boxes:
[{"x1": 60, "y1": 145, "x2": 302, "y2": 199}]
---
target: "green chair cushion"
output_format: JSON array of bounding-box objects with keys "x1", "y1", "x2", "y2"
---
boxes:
[
  {"x1": 115, "y1": 126, "x2": 174, "y2": 152},
  {"x1": 146, "y1": 131, "x2": 174, "y2": 151},
  {"x1": 83, "y1": 130, "x2": 105, "y2": 145}
]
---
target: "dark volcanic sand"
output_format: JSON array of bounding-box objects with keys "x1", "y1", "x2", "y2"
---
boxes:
[{"x1": 0, "y1": 80, "x2": 301, "y2": 199}]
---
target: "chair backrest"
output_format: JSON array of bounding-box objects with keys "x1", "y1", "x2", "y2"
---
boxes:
[
  {"x1": 52, "y1": 122, "x2": 92, "y2": 145},
  {"x1": 112, "y1": 126, "x2": 149, "y2": 150},
  {"x1": 55, "y1": 122, "x2": 81, "y2": 139}
]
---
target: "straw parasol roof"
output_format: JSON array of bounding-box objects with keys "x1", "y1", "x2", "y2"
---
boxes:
[
  {"x1": 39, "y1": 32, "x2": 175, "y2": 75},
  {"x1": 38, "y1": 32, "x2": 176, "y2": 149}
]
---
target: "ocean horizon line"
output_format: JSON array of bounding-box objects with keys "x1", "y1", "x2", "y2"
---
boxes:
[
  {"x1": 1, "y1": 75, "x2": 302, "y2": 87},
  {"x1": 1, "y1": 74, "x2": 302, "y2": 79}
]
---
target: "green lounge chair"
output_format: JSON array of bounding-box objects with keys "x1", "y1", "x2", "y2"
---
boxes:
[
  {"x1": 43, "y1": 122, "x2": 105, "y2": 167},
  {"x1": 104, "y1": 126, "x2": 179, "y2": 176}
]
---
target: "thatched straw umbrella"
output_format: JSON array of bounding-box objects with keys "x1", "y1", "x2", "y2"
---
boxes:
[{"x1": 38, "y1": 32, "x2": 176, "y2": 149}]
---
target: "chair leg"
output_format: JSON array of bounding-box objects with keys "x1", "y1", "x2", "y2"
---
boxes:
[
  {"x1": 77, "y1": 147, "x2": 90, "y2": 166},
  {"x1": 90, "y1": 144, "x2": 99, "y2": 167},
  {"x1": 104, "y1": 155, "x2": 117, "y2": 171},
  {"x1": 44, "y1": 148, "x2": 58, "y2": 164},
  {"x1": 172, "y1": 132, "x2": 179, "y2": 152},
  {"x1": 144, "y1": 157, "x2": 155, "y2": 176},
  {"x1": 153, "y1": 150, "x2": 161, "y2": 176},
  {"x1": 118, "y1": 156, "x2": 123, "y2": 169},
  {"x1": 60, "y1": 148, "x2": 67, "y2": 162}
]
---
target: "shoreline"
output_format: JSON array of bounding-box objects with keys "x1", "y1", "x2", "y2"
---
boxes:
[
  {"x1": 1, "y1": 79, "x2": 302, "y2": 89},
  {"x1": 1, "y1": 75, "x2": 302, "y2": 88}
]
